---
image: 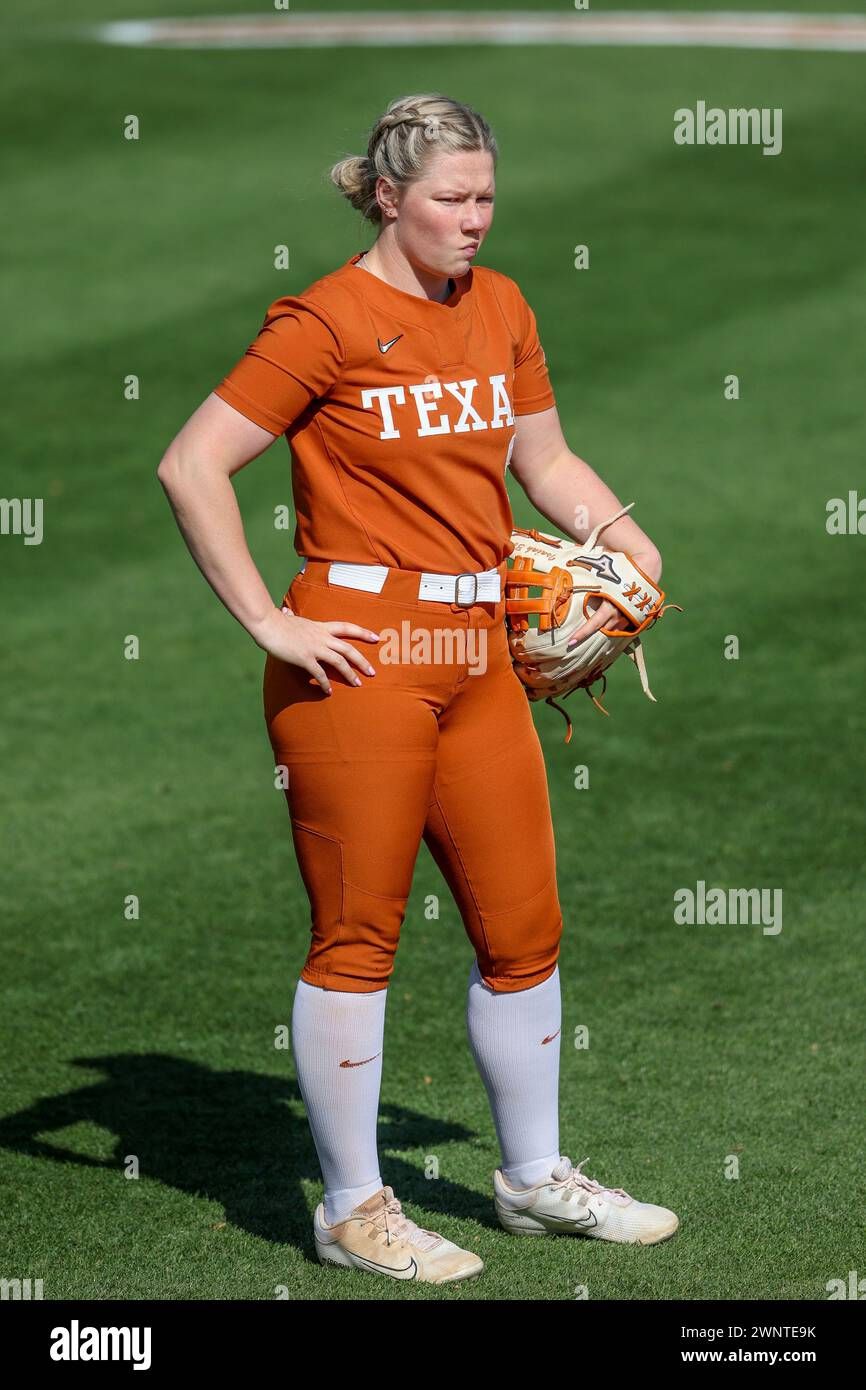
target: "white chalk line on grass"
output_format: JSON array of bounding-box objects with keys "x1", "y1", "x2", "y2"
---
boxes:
[{"x1": 88, "y1": 11, "x2": 866, "y2": 53}]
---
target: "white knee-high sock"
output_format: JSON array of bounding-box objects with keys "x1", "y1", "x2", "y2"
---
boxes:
[
  {"x1": 291, "y1": 978, "x2": 387, "y2": 1225},
  {"x1": 466, "y1": 959, "x2": 562, "y2": 1189}
]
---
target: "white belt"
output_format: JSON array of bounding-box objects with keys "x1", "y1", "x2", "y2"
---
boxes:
[{"x1": 298, "y1": 557, "x2": 501, "y2": 605}]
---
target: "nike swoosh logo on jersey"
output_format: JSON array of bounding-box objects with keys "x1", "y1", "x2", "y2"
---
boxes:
[
  {"x1": 377, "y1": 334, "x2": 403, "y2": 353},
  {"x1": 339, "y1": 1053, "x2": 381, "y2": 1068},
  {"x1": 541, "y1": 1028, "x2": 561, "y2": 1045}
]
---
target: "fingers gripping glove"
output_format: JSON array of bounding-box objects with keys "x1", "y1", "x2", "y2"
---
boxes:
[{"x1": 504, "y1": 503, "x2": 682, "y2": 744}]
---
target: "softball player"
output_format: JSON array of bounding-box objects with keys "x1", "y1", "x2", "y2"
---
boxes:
[{"x1": 158, "y1": 93, "x2": 679, "y2": 1285}]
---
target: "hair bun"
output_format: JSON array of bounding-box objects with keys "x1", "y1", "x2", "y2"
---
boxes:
[{"x1": 330, "y1": 93, "x2": 497, "y2": 228}]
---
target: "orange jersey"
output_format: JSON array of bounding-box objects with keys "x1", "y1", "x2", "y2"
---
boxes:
[{"x1": 213, "y1": 251, "x2": 556, "y2": 572}]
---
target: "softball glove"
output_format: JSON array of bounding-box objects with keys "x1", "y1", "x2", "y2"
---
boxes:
[{"x1": 504, "y1": 503, "x2": 682, "y2": 743}]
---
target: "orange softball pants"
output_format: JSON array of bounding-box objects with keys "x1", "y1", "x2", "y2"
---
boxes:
[{"x1": 263, "y1": 557, "x2": 563, "y2": 994}]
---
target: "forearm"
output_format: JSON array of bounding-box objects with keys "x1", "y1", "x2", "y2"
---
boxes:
[
  {"x1": 522, "y1": 450, "x2": 661, "y2": 574},
  {"x1": 157, "y1": 457, "x2": 280, "y2": 644}
]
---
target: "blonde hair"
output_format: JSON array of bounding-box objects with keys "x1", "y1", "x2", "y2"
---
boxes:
[{"x1": 330, "y1": 93, "x2": 498, "y2": 226}]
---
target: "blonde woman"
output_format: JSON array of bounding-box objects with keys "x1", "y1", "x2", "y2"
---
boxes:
[{"x1": 157, "y1": 93, "x2": 679, "y2": 1286}]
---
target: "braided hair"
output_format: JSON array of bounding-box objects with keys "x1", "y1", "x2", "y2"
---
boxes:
[{"x1": 330, "y1": 93, "x2": 497, "y2": 226}]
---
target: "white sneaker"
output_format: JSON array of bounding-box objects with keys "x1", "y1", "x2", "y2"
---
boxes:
[
  {"x1": 494, "y1": 1155, "x2": 679, "y2": 1245},
  {"x1": 314, "y1": 1185, "x2": 484, "y2": 1284}
]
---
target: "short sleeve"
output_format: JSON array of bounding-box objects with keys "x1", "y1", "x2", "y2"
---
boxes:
[
  {"x1": 213, "y1": 296, "x2": 345, "y2": 435},
  {"x1": 512, "y1": 292, "x2": 556, "y2": 417}
]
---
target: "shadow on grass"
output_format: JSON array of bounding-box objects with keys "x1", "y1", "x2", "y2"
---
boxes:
[{"x1": 0, "y1": 1054, "x2": 496, "y2": 1255}]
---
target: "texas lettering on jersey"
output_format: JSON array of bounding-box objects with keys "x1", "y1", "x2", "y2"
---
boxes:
[
  {"x1": 213, "y1": 251, "x2": 555, "y2": 573},
  {"x1": 361, "y1": 374, "x2": 515, "y2": 439}
]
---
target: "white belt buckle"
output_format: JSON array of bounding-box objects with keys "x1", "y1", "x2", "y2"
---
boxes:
[
  {"x1": 418, "y1": 566, "x2": 500, "y2": 605},
  {"x1": 302, "y1": 559, "x2": 500, "y2": 604},
  {"x1": 451, "y1": 571, "x2": 479, "y2": 607}
]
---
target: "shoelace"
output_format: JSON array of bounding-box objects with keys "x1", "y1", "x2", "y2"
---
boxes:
[
  {"x1": 373, "y1": 1196, "x2": 443, "y2": 1251},
  {"x1": 552, "y1": 1155, "x2": 631, "y2": 1203}
]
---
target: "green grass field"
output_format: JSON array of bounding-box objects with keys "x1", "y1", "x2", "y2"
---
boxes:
[{"x1": 2, "y1": 1, "x2": 865, "y2": 1302}]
